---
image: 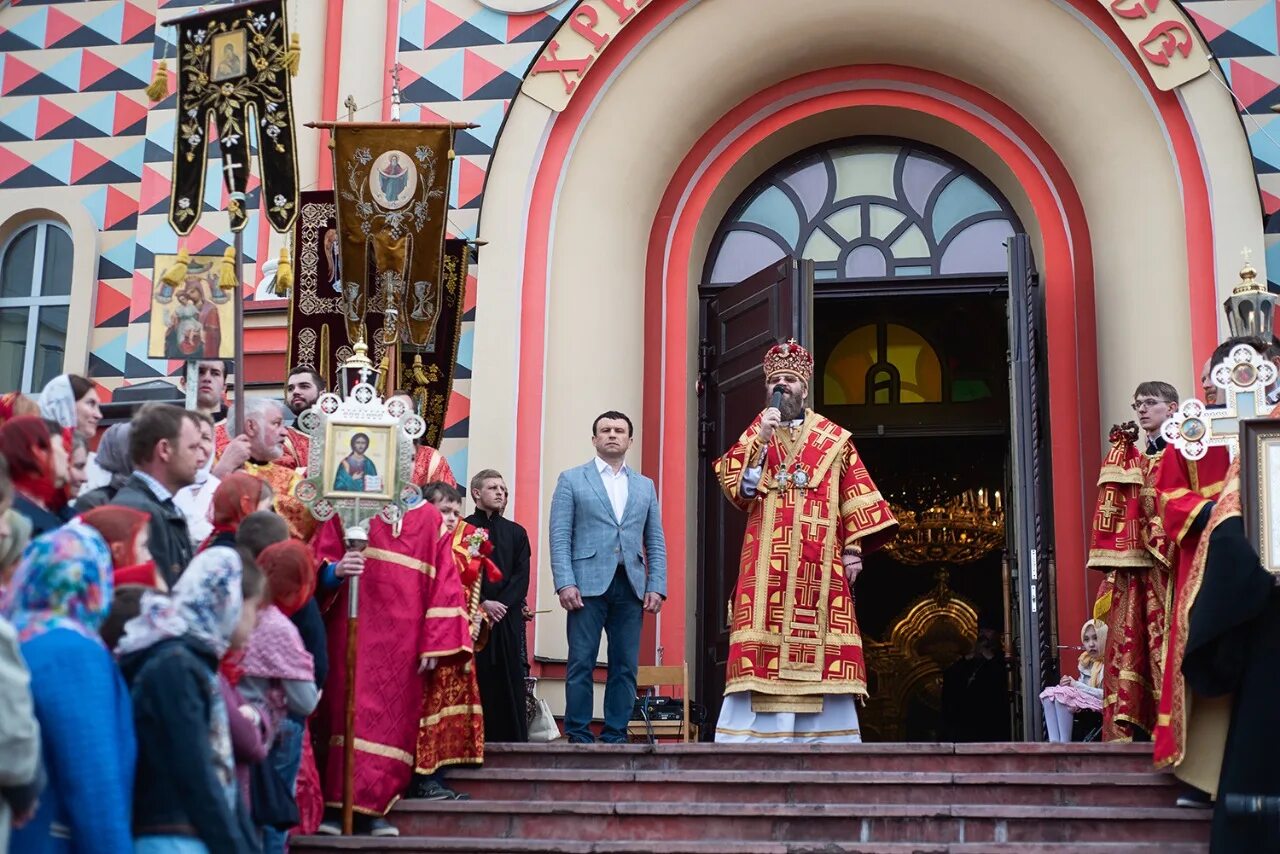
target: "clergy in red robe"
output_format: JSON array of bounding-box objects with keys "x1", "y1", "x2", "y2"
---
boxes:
[
  {"x1": 712, "y1": 340, "x2": 897, "y2": 743},
  {"x1": 1151, "y1": 440, "x2": 1230, "y2": 785},
  {"x1": 213, "y1": 405, "x2": 316, "y2": 541},
  {"x1": 386, "y1": 392, "x2": 457, "y2": 489},
  {"x1": 312, "y1": 501, "x2": 473, "y2": 821},
  {"x1": 411, "y1": 482, "x2": 498, "y2": 801},
  {"x1": 1087, "y1": 409, "x2": 1177, "y2": 741}
]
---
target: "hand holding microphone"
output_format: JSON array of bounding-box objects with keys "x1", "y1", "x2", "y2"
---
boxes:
[{"x1": 760, "y1": 384, "x2": 785, "y2": 443}]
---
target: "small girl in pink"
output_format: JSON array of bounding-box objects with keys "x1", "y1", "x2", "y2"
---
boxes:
[{"x1": 1040, "y1": 618, "x2": 1107, "y2": 742}]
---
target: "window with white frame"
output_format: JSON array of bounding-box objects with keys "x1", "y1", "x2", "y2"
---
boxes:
[{"x1": 0, "y1": 221, "x2": 73, "y2": 393}]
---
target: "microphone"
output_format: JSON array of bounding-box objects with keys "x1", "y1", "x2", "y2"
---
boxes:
[{"x1": 769, "y1": 384, "x2": 784, "y2": 412}]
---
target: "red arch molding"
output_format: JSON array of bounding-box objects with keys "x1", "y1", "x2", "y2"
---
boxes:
[{"x1": 512, "y1": 0, "x2": 1217, "y2": 670}]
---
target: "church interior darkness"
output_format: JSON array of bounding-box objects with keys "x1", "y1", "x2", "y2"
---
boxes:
[{"x1": 813, "y1": 290, "x2": 1018, "y2": 741}]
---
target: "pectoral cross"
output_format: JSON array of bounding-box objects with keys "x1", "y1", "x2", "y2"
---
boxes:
[{"x1": 1163, "y1": 343, "x2": 1277, "y2": 460}]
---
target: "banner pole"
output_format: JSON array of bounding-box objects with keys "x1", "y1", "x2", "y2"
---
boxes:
[{"x1": 231, "y1": 201, "x2": 246, "y2": 435}]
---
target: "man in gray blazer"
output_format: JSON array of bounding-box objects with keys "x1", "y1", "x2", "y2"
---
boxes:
[{"x1": 550, "y1": 411, "x2": 667, "y2": 743}]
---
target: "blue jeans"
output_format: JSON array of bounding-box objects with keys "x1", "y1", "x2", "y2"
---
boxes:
[
  {"x1": 564, "y1": 566, "x2": 643, "y2": 743},
  {"x1": 135, "y1": 838, "x2": 209, "y2": 854},
  {"x1": 261, "y1": 716, "x2": 304, "y2": 854}
]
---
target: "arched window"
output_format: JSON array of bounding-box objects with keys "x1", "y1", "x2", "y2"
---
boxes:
[
  {"x1": 0, "y1": 221, "x2": 73, "y2": 393},
  {"x1": 704, "y1": 140, "x2": 1022, "y2": 284}
]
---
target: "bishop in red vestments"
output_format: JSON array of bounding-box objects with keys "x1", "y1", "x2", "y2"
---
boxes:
[
  {"x1": 712, "y1": 340, "x2": 897, "y2": 742},
  {"x1": 312, "y1": 501, "x2": 473, "y2": 819}
]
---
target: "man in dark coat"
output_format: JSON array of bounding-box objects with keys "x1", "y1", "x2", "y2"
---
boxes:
[
  {"x1": 1182, "y1": 460, "x2": 1280, "y2": 852},
  {"x1": 465, "y1": 469, "x2": 531, "y2": 742},
  {"x1": 112, "y1": 404, "x2": 201, "y2": 586}
]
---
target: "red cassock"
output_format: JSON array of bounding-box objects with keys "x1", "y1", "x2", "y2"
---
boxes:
[
  {"x1": 1150, "y1": 443, "x2": 1230, "y2": 769},
  {"x1": 312, "y1": 503, "x2": 473, "y2": 816},
  {"x1": 414, "y1": 521, "x2": 496, "y2": 776},
  {"x1": 712, "y1": 411, "x2": 897, "y2": 706},
  {"x1": 1086, "y1": 431, "x2": 1173, "y2": 741}
]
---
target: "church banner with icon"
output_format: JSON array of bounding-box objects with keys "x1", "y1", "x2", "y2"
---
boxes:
[
  {"x1": 330, "y1": 123, "x2": 457, "y2": 349},
  {"x1": 148, "y1": 253, "x2": 235, "y2": 360},
  {"x1": 166, "y1": 0, "x2": 300, "y2": 235},
  {"x1": 286, "y1": 190, "x2": 391, "y2": 386}
]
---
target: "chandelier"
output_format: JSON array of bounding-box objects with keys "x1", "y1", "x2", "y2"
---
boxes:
[{"x1": 883, "y1": 489, "x2": 1005, "y2": 566}]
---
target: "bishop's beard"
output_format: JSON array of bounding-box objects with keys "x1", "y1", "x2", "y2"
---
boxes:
[{"x1": 779, "y1": 393, "x2": 805, "y2": 422}]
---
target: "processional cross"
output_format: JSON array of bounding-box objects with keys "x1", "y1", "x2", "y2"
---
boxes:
[{"x1": 1162, "y1": 343, "x2": 1277, "y2": 460}]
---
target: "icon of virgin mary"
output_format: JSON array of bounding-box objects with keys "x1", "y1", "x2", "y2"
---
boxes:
[{"x1": 378, "y1": 154, "x2": 409, "y2": 206}]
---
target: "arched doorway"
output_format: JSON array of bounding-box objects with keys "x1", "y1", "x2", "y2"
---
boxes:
[{"x1": 697, "y1": 139, "x2": 1038, "y2": 740}]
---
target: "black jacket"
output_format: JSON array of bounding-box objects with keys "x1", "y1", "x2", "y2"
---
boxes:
[
  {"x1": 119, "y1": 636, "x2": 260, "y2": 853},
  {"x1": 74, "y1": 483, "x2": 121, "y2": 513},
  {"x1": 112, "y1": 474, "x2": 193, "y2": 586}
]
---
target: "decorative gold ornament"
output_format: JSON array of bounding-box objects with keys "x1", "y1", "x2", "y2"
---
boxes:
[{"x1": 882, "y1": 488, "x2": 1004, "y2": 566}]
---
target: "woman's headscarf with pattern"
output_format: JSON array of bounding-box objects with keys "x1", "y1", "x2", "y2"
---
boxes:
[
  {"x1": 200, "y1": 473, "x2": 268, "y2": 551},
  {"x1": 0, "y1": 521, "x2": 113, "y2": 644},
  {"x1": 37, "y1": 374, "x2": 77, "y2": 431},
  {"x1": 115, "y1": 546, "x2": 244, "y2": 658}
]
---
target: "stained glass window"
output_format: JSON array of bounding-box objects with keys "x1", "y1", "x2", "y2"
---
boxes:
[
  {"x1": 705, "y1": 140, "x2": 1022, "y2": 283},
  {"x1": 825, "y1": 323, "x2": 943, "y2": 406}
]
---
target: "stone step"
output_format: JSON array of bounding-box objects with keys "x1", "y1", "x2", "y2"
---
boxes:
[
  {"x1": 293, "y1": 839, "x2": 1210, "y2": 854},
  {"x1": 361, "y1": 800, "x2": 1208, "y2": 845},
  {"x1": 447, "y1": 768, "x2": 1180, "y2": 808},
  {"x1": 477, "y1": 742, "x2": 1162, "y2": 775}
]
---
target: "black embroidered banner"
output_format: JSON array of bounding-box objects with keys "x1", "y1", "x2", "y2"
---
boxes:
[
  {"x1": 286, "y1": 190, "x2": 390, "y2": 388},
  {"x1": 166, "y1": 0, "x2": 299, "y2": 236}
]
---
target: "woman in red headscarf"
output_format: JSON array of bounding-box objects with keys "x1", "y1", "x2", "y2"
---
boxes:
[
  {"x1": 0, "y1": 416, "x2": 70, "y2": 536},
  {"x1": 0, "y1": 392, "x2": 40, "y2": 429},
  {"x1": 200, "y1": 472, "x2": 273, "y2": 552},
  {"x1": 78, "y1": 505, "x2": 166, "y2": 589}
]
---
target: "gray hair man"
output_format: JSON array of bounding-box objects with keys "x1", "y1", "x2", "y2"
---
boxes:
[{"x1": 213, "y1": 397, "x2": 289, "y2": 479}]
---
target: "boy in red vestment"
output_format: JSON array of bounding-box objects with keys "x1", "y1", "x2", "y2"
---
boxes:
[
  {"x1": 312, "y1": 500, "x2": 473, "y2": 836},
  {"x1": 410, "y1": 482, "x2": 500, "y2": 801},
  {"x1": 1087, "y1": 382, "x2": 1179, "y2": 742}
]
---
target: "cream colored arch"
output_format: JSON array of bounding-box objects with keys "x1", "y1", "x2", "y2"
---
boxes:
[
  {"x1": 0, "y1": 194, "x2": 101, "y2": 381},
  {"x1": 471, "y1": 0, "x2": 1261, "y2": 667}
]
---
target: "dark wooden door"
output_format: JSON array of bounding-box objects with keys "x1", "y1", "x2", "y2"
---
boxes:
[
  {"x1": 695, "y1": 258, "x2": 812, "y2": 735},
  {"x1": 1005, "y1": 233, "x2": 1057, "y2": 741}
]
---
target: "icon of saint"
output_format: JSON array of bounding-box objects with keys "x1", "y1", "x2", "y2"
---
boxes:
[
  {"x1": 378, "y1": 153, "x2": 409, "y2": 205},
  {"x1": 334, "y1": 432, "x2": 378, "y2": 492}
]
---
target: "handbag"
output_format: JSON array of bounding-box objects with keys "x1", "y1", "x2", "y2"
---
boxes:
[
  {"x1": 527, "y1": 696, "x2": 561, "y2": 742},
  {"x1": 250, "y1": 758, "x2": 300, "y2": 831}
]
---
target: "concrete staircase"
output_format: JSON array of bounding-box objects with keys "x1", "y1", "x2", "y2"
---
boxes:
[{"x1": 292, "y1": 742, "x2": 1210, "y2": 853}]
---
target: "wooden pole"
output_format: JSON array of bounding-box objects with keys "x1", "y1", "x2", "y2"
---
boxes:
[
  {"x1": 231, "y1": 199, "x2": 246, "y2": 435},
  {"x1": 342, "y1": 572, "x2": 359, "y2": 835}
]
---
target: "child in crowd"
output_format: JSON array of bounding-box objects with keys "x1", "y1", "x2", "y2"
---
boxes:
[
  {"x1": 410, "y1": 482, "x2": 498, "y2": 801},
  {"x1": 3, "y1": 522, "x2": 136, "y2": 854},
  {"x1": 118, "y1": 546, "x2": 266, "y2": 854},
  {"x1": 239, "y1": 539, "x2": 320, "y2": 853},
  {"x1": 1040, "y1": 618, "x2": 1107, "y2": 742}
]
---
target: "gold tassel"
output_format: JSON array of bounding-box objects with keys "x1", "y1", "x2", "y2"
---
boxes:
[
  {"x1": 145, "y1": 58, "x2": 170, "y2": 102},
  {"x1": 375, "y1": 350, "x2": 391, "y2": 396},
  {"x1": 272, "y1": 247, "x2": 293, "y2": 296},
  {"x1": 282, "y1": 32, "x2": 301, "y2": 77},
  {"x1": 159, "y1": 247, "x2": 190, "y2": 289},
  {"x1": 217, "y1": 247, "x2": 238, "y2": 292}
]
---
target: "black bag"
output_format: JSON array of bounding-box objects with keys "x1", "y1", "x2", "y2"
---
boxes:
[{"x1": 249, "y1": 759, "x2": 299, "y2": 831}]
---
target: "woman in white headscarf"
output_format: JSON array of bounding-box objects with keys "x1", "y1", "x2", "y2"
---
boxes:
[{"x1": 39, "y1": 375, "x2": 104, "y2": 495}]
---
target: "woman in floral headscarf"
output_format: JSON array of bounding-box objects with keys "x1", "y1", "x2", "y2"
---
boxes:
[
  {"x1": 117, "y1": 546, "x2": 265, "y2": 854},
  {"x1": 0, "y1": 416, "x2": 70, "y2": 536},
  {"x1": 1, "y1": 522, "x2": 136, "y2": 854}
]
